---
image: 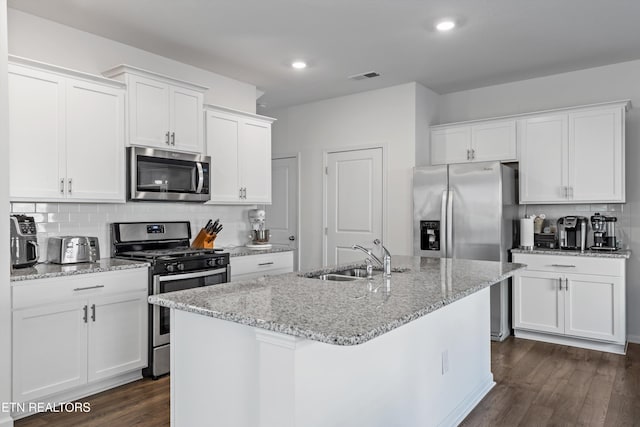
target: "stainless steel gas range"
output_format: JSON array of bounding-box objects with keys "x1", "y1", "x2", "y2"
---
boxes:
[{"x1": 111, "y1": 221, "x2": 230, "y2": 378}]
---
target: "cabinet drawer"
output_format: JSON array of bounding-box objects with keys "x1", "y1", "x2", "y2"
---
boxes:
[
  {"x1": 512, "y1": 254, "x2": 624, "y2": 277},
  {"x1": 13, "y1": 268, "x2": 148, "y2": 309},
  {"x1": 230, "y1": 252, "x2": 293, "y2": 279}
]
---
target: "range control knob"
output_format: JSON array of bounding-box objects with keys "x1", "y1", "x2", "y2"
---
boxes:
[
  {"x1": 206, "y1": 259, "x2": 217, "y2": 267},
  {"x1": 176, "y1": 263, "x2": 185, "y2": 271},
  {"x1": 165, "y1": 264, "x2": 176, "y2": 273},
  {"x1": 216, "y1": 258, "x2": 226, "y2": 266}
]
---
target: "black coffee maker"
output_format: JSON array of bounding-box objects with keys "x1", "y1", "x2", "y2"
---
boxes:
[{"x1": 590, "y1": 213, "x2": 618, "y2": 250}]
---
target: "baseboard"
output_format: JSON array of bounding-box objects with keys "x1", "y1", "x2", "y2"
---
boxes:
[
  {"x1": 515, "y1": 330, "x2": 626, "y2": 355},
  {"x1": 627, "y1": 334, "x2": 640, "y2": 344},
  {"x1": 438, "y1": 374, "x2": 495, "y2": 427},
  {"x1": 0, "y1": 414, "x2": 14, "y2": 427},
  {"x1": 11, "y1": 370, "x2": 142, "y2": 420}
]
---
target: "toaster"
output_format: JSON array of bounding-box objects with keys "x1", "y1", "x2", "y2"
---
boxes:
[{"x1": 47, "y1": 236, "x2": 100, "y2": 264}]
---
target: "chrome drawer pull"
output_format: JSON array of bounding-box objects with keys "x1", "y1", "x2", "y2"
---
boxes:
[
  {"x1": 258, "y1": 262, "x2": 274, "y2": 266},
  {"x1": 83, "y1": 305, "x2": 88, "y2": 323},
  {"x1": 73, "y1": 285, "x2": 105, "y2": 291},
  {"x1": 550, "y1": 264, "x2": 576, "y2": 268}
]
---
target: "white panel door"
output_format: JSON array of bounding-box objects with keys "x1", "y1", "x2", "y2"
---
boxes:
[
  {"x1": 13, "y1": 301, "x2": 88, "y2": 402},
  {"x1": 569, "y1": 108, "x2": 624, "y2": 202},
  {"x1": 513, "y1": 271, "x2": 564, "y2": 334},
  {"x1": 564, "y1": 274, "x2": 624, "y2": 343},
  {"x1": 8, "y1": 65, "x2": 66, "y2": 200},
  {"x1": 326, "y1": 148, "x2": 383, "y2": 266},
  {"x1": 170, "y1": 86, "x2": 203, "y2": 153},
  {"x1": 65, "y1": 78, "x2": 125, "y2": 202},
  {"x1": 519, "y1": 115, "x2": 569, "y2": 203},
  {"x1": 265, "y1": 157, "x2": 298, "y2": 269},
  {"x1": 207, "y1": 112, "x2": 241, "y2": 202},
  {"x1": 431, "y1": 127, "x2": 471, "y2": 165},
  {"x1": 239, "y1": 119, "x2": 272, "y2": 204},
  {"x1": 471, "y1": 120, "x2": 517, "y2": 162},
  {"x1": 88, "y1": 291, "x2": 148, "y2": 382},
  {"x1": 128, "y1": 75, "x2": 170, "y2": 148}
]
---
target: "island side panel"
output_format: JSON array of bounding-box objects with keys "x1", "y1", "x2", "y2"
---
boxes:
[{"x1": 170, "y1": 287, "x2": 493, "y2": 427}]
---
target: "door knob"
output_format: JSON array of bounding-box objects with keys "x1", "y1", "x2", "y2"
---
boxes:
[{"x1": 289, "y1": 236, "x2": 295, "y2": 241}]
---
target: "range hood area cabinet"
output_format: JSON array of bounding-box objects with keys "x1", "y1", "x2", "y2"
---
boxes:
[
  {"x1": 519, "y1": 101, "x2": 628, "y2": 204},
  {"x1": 205, "y1": 105, "x2": 275, "y2": 205},
  {"x1": 103, "y1": 65, "x2": 207, "y2": 154},
  {"x1": 431, "y1": 119, "x2": 517, "y2": 165},
  {"x1": 8, "y1": 57, "x2": 126, "y2": 203}
]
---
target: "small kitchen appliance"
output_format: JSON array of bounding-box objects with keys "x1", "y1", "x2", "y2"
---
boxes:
[
  {"x1": 10, "y1": 214, "x2": 39, "y2": 268},
  {"x1": 112, "y1": 221, "x2": 230, "y2": 378},
  {"x1": 590, "y1": 213, "x2": 607, "y2": 248},
  {"x1": 557, "y1": 216, "x2": 588, "y2": 251},
  {"x1": 248, "y1": 209, "x2": 271, "y2": 247},
  {"x1": 47, "y1": 236, "x2": 100, "y2": 264}
]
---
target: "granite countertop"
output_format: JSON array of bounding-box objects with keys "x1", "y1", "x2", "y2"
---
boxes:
[
  {"x1": 149, "y1": 256, "x2": 524, "y2": 346},
  {"x1": 511, "y1": 247, "x2": 631, "y2": 259},
  {"x1": 11, "y1": 258, "x2": 150, "y2": 282},
  {"x1": 222, "y1": 245, "x2": 294, "y2": 257}
]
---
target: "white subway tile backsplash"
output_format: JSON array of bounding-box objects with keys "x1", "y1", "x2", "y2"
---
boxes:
[
  {"x1": 12, "y1": 203, "x2": 36, "y2": 213},
  {"x1": 36, "y1": 203, "x2": 58, "y2": 213}
]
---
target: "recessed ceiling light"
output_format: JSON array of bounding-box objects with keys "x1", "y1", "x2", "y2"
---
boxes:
[
  {"x1": 435, "y1": 20, "x2": 456, "y2": 32},
  {"x1": 291, "y1": 61, "x2": 307, "y2": 69}
]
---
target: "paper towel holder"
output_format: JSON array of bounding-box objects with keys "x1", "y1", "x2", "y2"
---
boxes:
[{"x1": 519, "y1": 216, "x2": 535, "y2": 251}]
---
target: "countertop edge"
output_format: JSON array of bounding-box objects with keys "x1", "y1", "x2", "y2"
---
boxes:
[
  {"x1": 10, "y1": 259, "x2": 150, "y2": 282},
  {"x1": 148, "y1": 267, "x2": 521, "y2": 346},
  {"x1": 511, "y1": 248, "x2": 631, "y2": 259}
]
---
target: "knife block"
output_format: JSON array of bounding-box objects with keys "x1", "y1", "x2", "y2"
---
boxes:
[{"x1": 191, "y1": 228, "x2": 216, "y2": 249}]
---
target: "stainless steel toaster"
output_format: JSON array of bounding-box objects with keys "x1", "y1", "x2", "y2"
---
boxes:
[{"x1": 47, "y1": 236, "x2": 100, "y2": 264}]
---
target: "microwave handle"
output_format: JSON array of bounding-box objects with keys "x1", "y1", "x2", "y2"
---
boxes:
[{"x1": 196, "y1": 162, "x2": 204, "y2": 194}]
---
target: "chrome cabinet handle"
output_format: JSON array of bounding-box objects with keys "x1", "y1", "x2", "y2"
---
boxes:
[
  {"x1": 239, "y1": 188, "x2": 243, "y2": 199},
  {"x1": 165, "y1": 131, "x2": 170, "y2": 145},
  {"x1": 289, "y1": 236, "x2": 295, "y2": 241},
  {"x1": 551, "y1": 264, "x2": 576, "y2": 268},
  {"x1": 91, "y1": 304, "x2": 96, "y2": 322},
  {"x1": 60, "y1": 178, "x2": 65, "y2": 194},
  {"x1": 565, "y1": 278, "x2": 569, "y2": 291},
  {"x1": 258, "y1": 262, "x2": 274, "y2": 266},
  {"x1": 466, "y1": 149, "x2": 470, "y2": 160},
  {"x1": 558, "y1": 277, "x2": 563, "y2": 290},
  {"x1": 73, "y1": 285, "x2": 105, "y2": 291},
  {"x1": 243, "y1": 188, "x2": 247, "y2": 199},
  {"x1": 83, "y1": 305, "x2": 88, "y2": 323},
  {"x1": 68, "y1": 178, "x2": 72, "y2": 195},
  {"x1": 471, "y1": 149, "x2": 476, "y2": 160},
  {"x1": 171, "y1": 132, "x2": 176, "y2": 146}
]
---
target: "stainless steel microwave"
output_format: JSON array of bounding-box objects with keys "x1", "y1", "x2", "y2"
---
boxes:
[{"x1": 128, "y1": 147, "x2": 210, "y2": 202}]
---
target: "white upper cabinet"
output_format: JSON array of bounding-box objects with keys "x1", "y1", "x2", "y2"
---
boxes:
[
  {"x1": 9, "y1": 57, "x2": 126, "y2": 203},
  {"x1": 430, "y1": 119, "x2": 516, "y2": 165},
  {"x1": 103, "y1": 65, "x2": 206, "y2": 153},
  {"x1": 520, "y1": 102, "x2": 628, "y2": 204},
  {"x1": 205, "y1": 106, "x2": 275, "y2": 205}
]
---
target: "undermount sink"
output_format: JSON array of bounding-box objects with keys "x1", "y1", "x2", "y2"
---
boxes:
[{"x1": 310, "y1": 268, "x2": 380, "y2": 281}]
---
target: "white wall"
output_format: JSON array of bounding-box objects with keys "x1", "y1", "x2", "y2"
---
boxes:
[
  {"x1": 1, "y1": 2, "x2": 14, "y2": 426},
  {"x1": 7, "y1": 9, "x2": 257, "y2": 113},
  {"x1": 415, "y1": 84, "x2": 439, "y2": 167},
  {"x1": 436, "y1": 60, "x2": 640, "y2": 342},
  {"x1": 269, "y1": 82, "x2": 438, "y2": 270}
]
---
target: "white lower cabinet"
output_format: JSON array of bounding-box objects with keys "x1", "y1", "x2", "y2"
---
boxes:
[
  {"x1": 12, "y1": 268, "x2": 148, "y2": 404},
  {"x1": 230, "y1": 251, "x2": 294, "y2": 281},
  {"x1": 512, "y1": 253, "x2": 626, "y2": 353}
]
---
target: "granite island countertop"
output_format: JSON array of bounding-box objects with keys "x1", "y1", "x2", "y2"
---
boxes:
[
  {"x1": 11, "y1": 258, "x2": 150, "y2": 282},
  {"x1": 511, "y1": 247, "x2": 631, "y2": 259},
  {"x1": 222, "y1": 245, "x2": 294, "y2": 257},
  {"x1": 149, "y1": 256, "x2": 525, "y2": 346}
]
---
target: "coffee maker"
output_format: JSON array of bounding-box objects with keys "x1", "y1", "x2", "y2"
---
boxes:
[
  {"x1": 557, "y1": 216, "x2": 588, "y2": 252},
  {"x1": 10, "y1": 214, "x2": 39, "y2": 268},
  {"x1": 590, "y1": 213, "x2": 618, "y2": 250},
  {"x1": 248, "y1": 209, "x2": 271, "y2": 247}
]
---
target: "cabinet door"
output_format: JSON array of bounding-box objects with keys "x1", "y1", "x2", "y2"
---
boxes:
[
  {"x1": 13, "y1": 301, "x2": 88, "y2": 402},
  {"x1": 8, "y1": 65, "x2": 66, "y2": 201},
  {"x1": 564, "y1": 274, "x2": 624, "y2": 343},
  {"x1": 170, "y1": 86, "x2": 204, "y2": 153},
  {"x1": 519, "y1": 115, "x2": 569, "y2": 203},
  {"x1": 513, "y1": 270, "x2": 564, "y2": 334},
  {"x1": 87, "y1": 291, "x2": 148, "y2": 382},
  {"x1": 206, "y1": 111, "x2": 241, "y2": 202},
  {"x1": 239, "y1": 119, "x2": 272, "y2": 204},
  {"x1": 569, "y1": 107, "x2": 624, "y2": 202},
  {"x1": 471, "y1": 120, "x2": 517, "y2": 162},
  {"x1": 65, "y1": 78, "x2": 125, "y2": 202},
  {"x1": 430, "y1": 126, "x2": 471, "y2": 165},
  {"x1": 128, "y1": 75, "x2": 170, "y2": 148}
]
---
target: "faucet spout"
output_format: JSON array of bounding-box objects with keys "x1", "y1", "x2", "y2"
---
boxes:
[
  {"x1": 352, "y1": 240, "x2": 392, "y2": 277},
  {"x1": 352, "y1": 244, "x2": 383, "y2": 267}
]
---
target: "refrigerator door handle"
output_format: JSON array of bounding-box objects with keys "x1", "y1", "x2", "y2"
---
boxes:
[
  {"x1": 441, "y1": 190, "x2": 448, "y2": 255},
  {"x1": 446, "y1": 190, "x2": 453, "y2": 257}
]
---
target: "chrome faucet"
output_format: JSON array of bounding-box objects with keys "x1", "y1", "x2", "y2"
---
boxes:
[{"x1": 352, "y1": 239, "x2": 391, "y2": 277}]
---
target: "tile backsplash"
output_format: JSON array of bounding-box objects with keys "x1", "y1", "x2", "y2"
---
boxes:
[
  {"x1": 11, "y1": 202, "x2": 258, "y2": 261},
  {"x1": 524, "y1": 203, "x2": 631, "y2": 249}
]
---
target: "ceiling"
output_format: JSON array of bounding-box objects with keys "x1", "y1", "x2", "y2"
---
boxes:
[{"x1": 8, "y1": 0, "x2": 640, "y2": 109}]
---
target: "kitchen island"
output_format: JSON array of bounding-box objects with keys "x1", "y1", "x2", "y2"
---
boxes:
[{"x1": 149, "y1": 256, "x2": 524, "y2": 427}]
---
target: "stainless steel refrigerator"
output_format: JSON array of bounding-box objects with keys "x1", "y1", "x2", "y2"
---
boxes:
[{"x1": 413, "y1": 162, "x2": 519, "y2": 341}]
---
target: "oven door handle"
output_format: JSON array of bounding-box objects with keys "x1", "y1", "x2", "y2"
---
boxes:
[
  {"x1": 157, "y1": 268, "x2": 228, "y2": 283},
  {"x1": 195, "y1": 162, "x2": 204, "y2": 194}
]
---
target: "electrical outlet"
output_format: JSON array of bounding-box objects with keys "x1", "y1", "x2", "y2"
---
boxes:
[{"x1": 441, "y1": 350, "x2": 449, "y2": 375}]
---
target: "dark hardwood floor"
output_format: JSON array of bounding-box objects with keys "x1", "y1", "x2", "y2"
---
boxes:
[{"x1": 15, "y1": 339, "x2": 640, "y2": 426}]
